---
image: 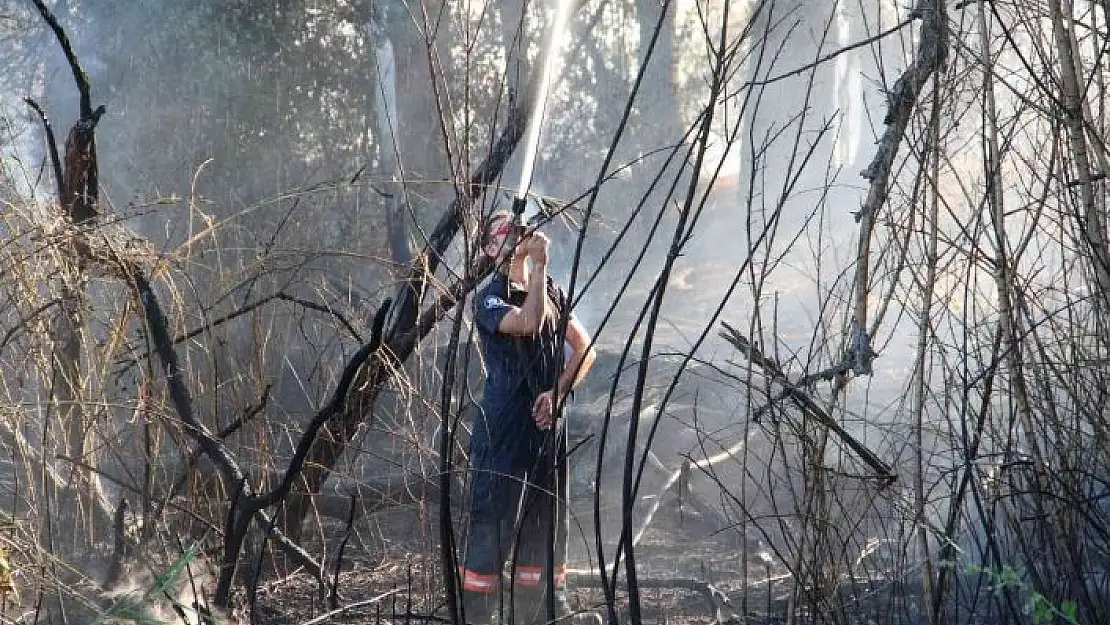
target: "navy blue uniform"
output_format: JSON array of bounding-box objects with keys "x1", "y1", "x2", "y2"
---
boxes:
[{"x1": 462, "y1": 271, "x2": 570, "y2": 597}]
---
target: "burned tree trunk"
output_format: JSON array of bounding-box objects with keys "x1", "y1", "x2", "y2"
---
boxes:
[{"x1": 29, "y1": 0, "x2": 112, "y2": 552}]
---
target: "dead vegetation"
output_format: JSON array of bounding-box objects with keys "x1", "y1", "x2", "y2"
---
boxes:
[{"x1": 0, "y1": 0, "x2": 1108, "y2": 624}]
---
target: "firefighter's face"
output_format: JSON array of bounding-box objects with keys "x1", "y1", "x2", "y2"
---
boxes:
[{"x1": 484, "y1": 216, "x2": 520, "y2": 261}]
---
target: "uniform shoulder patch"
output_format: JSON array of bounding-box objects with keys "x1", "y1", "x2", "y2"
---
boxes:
[{"x1": 483, "y1": 295, "x2": 510, "y2": 310}]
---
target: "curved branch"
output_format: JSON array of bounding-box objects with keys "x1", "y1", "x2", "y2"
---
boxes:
[
  {"x1": 117, "y1": 291, "x2": 363, "y2": 374},
  {"x1": 253, "y1": 299, "x2": 392, "y2": 510},
  {"x1": 22, "y1": 98, "x2": 64, "y2": 198},
  {"x1": 29, "y1": 0, "x2": 92, "y2": 117},
  {"x1": 275, "y1": 292, "x2": 363, "y2": 341}
]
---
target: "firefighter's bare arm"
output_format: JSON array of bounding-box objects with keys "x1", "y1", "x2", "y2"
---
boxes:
[
  {"x1": 495, "y1": 232, "x2": 550, "y2": 336},
  {"x1": 561, "y1": 315, "x2": 596, "y2": 393},
  {"x1": 532, "y1": 314, "x2": 595, "y2": 429}
]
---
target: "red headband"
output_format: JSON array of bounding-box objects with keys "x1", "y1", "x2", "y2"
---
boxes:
[{"x1": 489, "y1": 220, "x2": 513, "y2": 237}]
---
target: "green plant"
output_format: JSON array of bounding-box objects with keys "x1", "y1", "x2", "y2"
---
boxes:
[
  {"x1": 967, "y1": 563, "x2": 1081, "y2": 625},
  {"x1": 94, "y1": 542, "x2": 204, "y2": 625}
]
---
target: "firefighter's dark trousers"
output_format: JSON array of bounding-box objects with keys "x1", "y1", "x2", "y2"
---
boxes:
[{"x1": 461, "y1": 418, "x2": 569, "y2": 624}]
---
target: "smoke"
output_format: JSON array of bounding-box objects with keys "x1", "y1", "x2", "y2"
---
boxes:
[
  {"x1": 2, "y1": 0, "x2": 972, "y2": 615},
  {"x1": 98, "y1": 548, "x2": 221, "y2": 625}
]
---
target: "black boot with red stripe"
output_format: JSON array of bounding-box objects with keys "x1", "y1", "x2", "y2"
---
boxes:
[
  {"x1": 509, "y1": 586, "x2": 602, "y2": 625},
  {"x1": 462, "y1": 589, "x2": 497, "y2": 625}
]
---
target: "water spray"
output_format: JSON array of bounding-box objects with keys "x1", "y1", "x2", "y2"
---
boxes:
[{"x1": 511, "y1": 0, "x2": 575, "y2": 234}]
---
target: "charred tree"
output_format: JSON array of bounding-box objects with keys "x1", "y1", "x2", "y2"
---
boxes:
[{"x1": 28, "y1": 0, "x2": 112, "y2": 554}]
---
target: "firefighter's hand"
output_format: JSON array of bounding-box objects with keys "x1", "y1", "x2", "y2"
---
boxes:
[
  {"x1": 523, "y1": 231, "x2": 550, "y2": 266},
  {"x1": 532, "y1": 390, "x2": 555, "y2": 429}
]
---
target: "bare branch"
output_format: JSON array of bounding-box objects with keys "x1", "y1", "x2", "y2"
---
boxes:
[
  {"x1": 22, "y1": 98, "x2": 64, "y2": 198},
  {"x1": 720, "y1": 322, "x2": 895, "y2": 484},
  {"x1": 29, "y1": 0, "x2": 92, "y2": 117},
  {"x1": 850, "y1": 0, "x2": 949, "y2": 375}
]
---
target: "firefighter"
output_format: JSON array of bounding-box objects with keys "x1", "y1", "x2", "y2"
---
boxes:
[{"x1": 460, "y1": 209, "x2": 598, "y2": 625}]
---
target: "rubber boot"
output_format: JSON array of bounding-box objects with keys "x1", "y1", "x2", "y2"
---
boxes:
[
  {"x1": 512, "y1": 587, "x2": 601, "y2": 625},
  {"x1": 506, "y1": 585, "x2": 536, "y2": 625},
  {"x1": 462, "y1": 589, "x2": 497, "y2": 625}
]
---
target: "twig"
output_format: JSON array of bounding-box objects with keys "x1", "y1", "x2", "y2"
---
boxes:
[
  {"x1": 297, "y1": 590, "x2": 402, "y2": 625},
  {"x1": 22, "y1": 99, "x2": 64, "y2": 199},
  {"x1": 744, "y1": 16, "x2": 917, "y2": 88},
  {"x1": 126, "y1": 266, "x2": 331, "y2": 601},
  {"x1": 0, "y1": 298, "x2": 61, "y2": 354}
]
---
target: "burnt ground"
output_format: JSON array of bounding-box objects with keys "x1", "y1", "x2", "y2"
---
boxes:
[
  {"x1": 253, "y1": 267, "x2": 900, "y2": 625},
  {"x1": 252, "y1": 324, "x2": 805, "y2": 624},
  {"x1": 252, "y1": 487, "x2": 780, "y2": 625}
]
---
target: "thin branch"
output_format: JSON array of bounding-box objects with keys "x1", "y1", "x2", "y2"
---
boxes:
[
  {"x1": 22, "y1": 98, "x2": 64, "y2": 198},
  {"x1": 117, "y1": 291, "x2": 362, "y2": 373},
  {"x1": 29, "y1": 0, "x2": 92, "y2": 117},
  {"x1": 745, "y1": 16, "x2": 917, "y2": 88},
  {"x1": 275, "y1": 292, "x2": 363, "y2": 341}
]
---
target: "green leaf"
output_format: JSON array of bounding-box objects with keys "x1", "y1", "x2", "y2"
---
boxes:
[
  {"x1": 1061, "y1": 600, "x2": 1079, "y2": 624},
  {"x1": 1030, "y1": 595, "x2": 1053, "y2": 624}
]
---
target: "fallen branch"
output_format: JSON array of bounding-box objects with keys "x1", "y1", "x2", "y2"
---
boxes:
[{"x1": 720, "y1": 322, "x2": 895, "y2": 484}]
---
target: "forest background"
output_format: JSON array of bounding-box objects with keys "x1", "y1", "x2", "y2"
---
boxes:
[{"x1": 0, "y1": 0, "x2": 1108, "y2": 624}]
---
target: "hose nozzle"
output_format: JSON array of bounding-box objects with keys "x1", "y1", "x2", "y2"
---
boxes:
[{"x1": 510, "y1": 196, "x2": 528, "y2": 234}]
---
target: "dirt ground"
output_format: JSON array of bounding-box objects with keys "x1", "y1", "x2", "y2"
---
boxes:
[
  {"x1": 252, "y1": 334, "x2": 804, "y2": 624},
  {"x1": 252, "y1": 486, "x2": 783, "y2": 625}
]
